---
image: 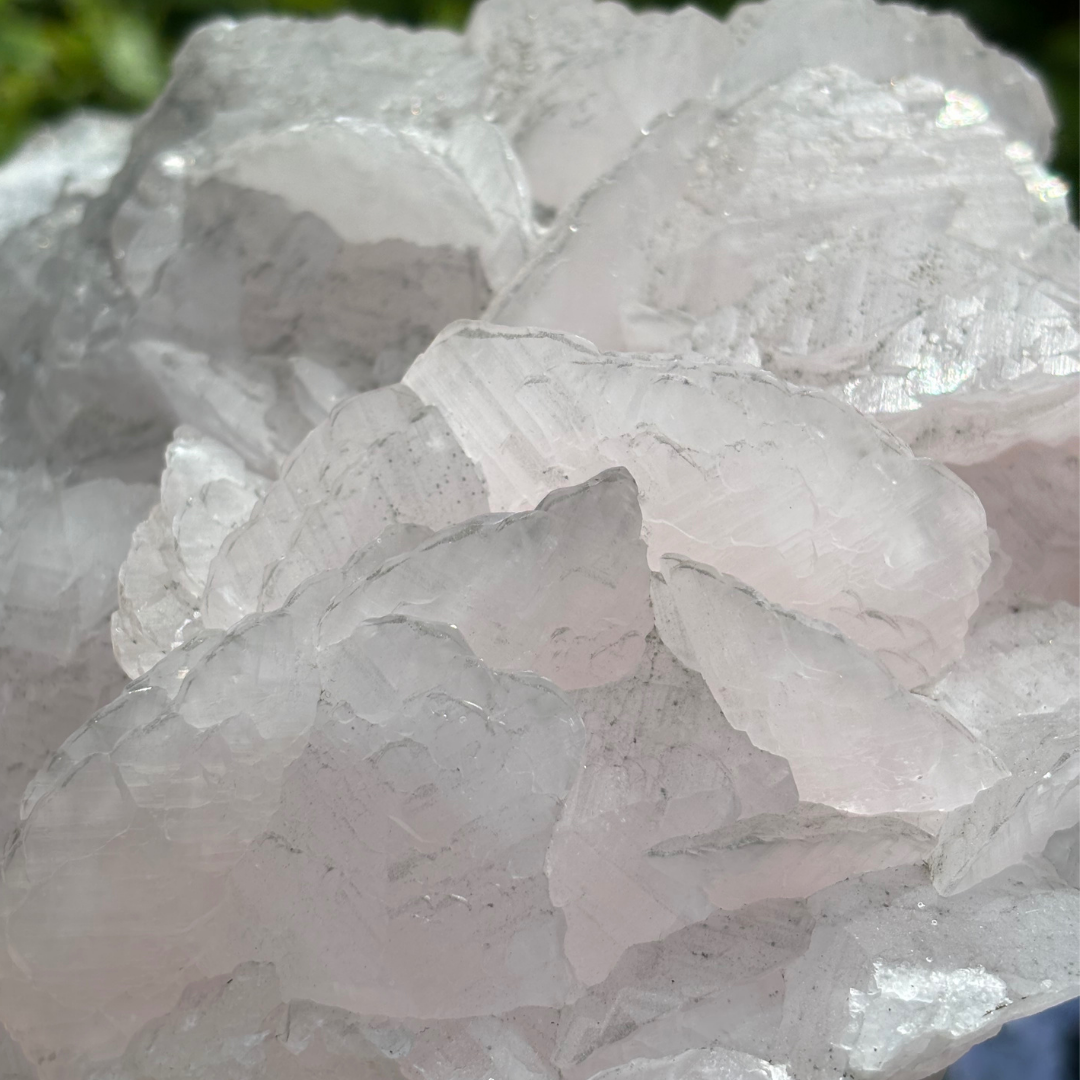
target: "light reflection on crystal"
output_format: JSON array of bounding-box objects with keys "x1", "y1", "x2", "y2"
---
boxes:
[
  {"x1": 0, "y1": 1, "x2": 1075, "y2": 1078},
  {"x1": 935, "y1": 88, "x2": 990, "y2": 128}
]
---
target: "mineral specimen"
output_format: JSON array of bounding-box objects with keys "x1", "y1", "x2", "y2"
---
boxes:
[
  {"x1": 656, "y1": 557, "x2": 1004, "y2": 814},
  {"x1": 199, "y1": 384, "x2": 488, "y2": 639},
  {"x1": 0, "y1": 0, "x2": 1076, "y2": 1079},
  {"x1": 0, "y1": 112, "x2": 133, "y2": 246},
  {"x1": 926, "y1": 600, "x2": 1079, "y2": 895},
  {"x1": 317, "y1": 468, "x2": 653, "y2": 690},
  {"x1": 489, "y1": 64, "x2": 1077, "y2": 468},
  {"x1": 113, "y1": 427, "x2": 268, "y2": 677},
  {"x1": 404, "y1": 322, "x2": 990, "y2": 687},
  {"x1": 0, "y1": 471, "x2": 155, "y2": 838},
  {"x1": 547, "y1": 629, "x2": 800, "y2": 984}
]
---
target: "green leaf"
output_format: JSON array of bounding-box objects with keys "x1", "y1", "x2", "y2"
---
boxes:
[
  {"x1": 96, "y1": 9, "x2": 167, "y2": 102},
  {"x1": 419, "y1": 0, "x2": 469, "y2": 28},
  {"x1": 0, "y1": 13, "x2": 53, "y2": 72}
]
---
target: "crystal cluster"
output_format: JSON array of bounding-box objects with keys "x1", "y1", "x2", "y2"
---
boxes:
[{"x1": 0, "y1": 1, "x2": 1076, "y2": 1079}]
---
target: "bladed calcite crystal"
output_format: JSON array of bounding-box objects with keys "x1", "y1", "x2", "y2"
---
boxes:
[
  {"x1": 554, "y1": 863, "x2": 1077, "y2": 1080},
  {"x1": 467, "y1": 0, "x2": 732, "y2": 214},
  {"x1": 209, "y1": 616, "x2": 584, "y2": 1020},
  {"x1": 489, "y1": 66, "x2": 1078, "y2": 468},
  {"x1": 82, "y1": 960, "x2": 564, "y2": 1080},
  {"x1": 706, "y1": 0, "x2": 1054, "y2": 151},
  {"x1": 113, "y1": 427, "x2": 269, "y2": 677},
  {"x1": 0, "y1": 1, "x2": 1076, "y2": 1078},
  {"x1": 0, "y1": 471, "x2": 155, "y2": 840},
  {"x1": 546, "y1": 631, "x2": 799, "y2": 984},
  {"x1": 0, "y1": 17, "x2": 531, "y2": 475},
  {"x1": 655, "y1": 558, "x2": 1004, "y2": 814},
  {"x1": 200, "y1": 384, "x2": 489, "y2": 637},
  {"x1": 925, "y1": 600, "x2": 1079, "y2": 895},
  {"x1": 647, "y1": 804, "x2": 937, "y2": 913},
  {"x1": 404, "y1": 322, "x2": 990, "y2": 687},
  {"x1": 3, "y1": 476, "x2": 657, "y2": 1068},
  {"x1": 318, "y1": 468, "x2": 653, "y2": 690}
]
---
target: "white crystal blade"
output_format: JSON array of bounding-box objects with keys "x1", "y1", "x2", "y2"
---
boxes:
[
  {"x1": 546, "y1": 631, "x2": 797, "y2": 984},
  {"x1": 203, "y1": 385, "x2": 489, "y2": 631},
  {"x1": 926, "y1": 600, "x2": 1080, "y2": 895},
  {"x1": 319, "y1": 467, "x2": 653, "y2": 691},
  {"x1": 657, "y1": 557, "x2": 1005, "y2": 814},
  {"x1": 113, "y1": 427, "x2": 268, "y2": 677},
  {"x1": 404, "y1": 321, "x2": 991, "y2": 686},
  {"x1": 488, "y1": 67, "x2": 1077, "y2": 467},
  {"x1": 647, "y1": 804, "x2": 936, "y2": 912}
]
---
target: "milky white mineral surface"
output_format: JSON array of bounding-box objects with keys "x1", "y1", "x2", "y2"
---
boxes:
[
  {"x1": 318, "y1": 468, "x2": 653, "y2": 690},
  {"x1": 952, "y1": 437, "x2": 1079, "y2": 606},
  {"x1": 0, "y1": 471, "x2": 155, "y2": 839},
  {"x1": 656, "y1": 558, "x2": 1004, "y2": 814},
  {"x1": 0, "y1": 0, "x2": 1076, "y2": 1079},
  {"x1": 404, "y1": 322, "x2": 990, "y2": 687},
  {"x1": 199, "y1": 384, "x2": 488, "y2": 637},
  {"x1": 113, "y1": 427, "x2": 268, "y2": 676},
  {"x1": 0, "y1": 112, "x2": 133, "y2": 245},
  {"x1": 489, "y1": 62, "x2": 1077, "y2": 468},
  {"x1": 0, "y1": 487, "x2": 600, "y2": 1068},
  {"x1": 925, "y1": 600, "x2": 1079, "y2": 895}
]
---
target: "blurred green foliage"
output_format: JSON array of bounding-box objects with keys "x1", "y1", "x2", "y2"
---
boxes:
[{"x1": 1, "y1": 0, "x2": 1076, "y2": 218}]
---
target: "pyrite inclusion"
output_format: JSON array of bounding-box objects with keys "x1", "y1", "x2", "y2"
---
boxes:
[{"x1": 0, "y1": 0, "x2": 1076, "y2": 1079}]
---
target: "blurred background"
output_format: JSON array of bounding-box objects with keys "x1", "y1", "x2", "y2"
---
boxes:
[
  {"x1": 947, "y1": 999, "x2": 1079, "y2": 1080},
  {"x1": 0, "y1": 0, "x2": 1078, "y2": 1076}
]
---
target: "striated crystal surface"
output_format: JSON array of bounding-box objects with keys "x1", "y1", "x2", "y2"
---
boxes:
[
  {"x1": 925, "y1": 600, "x2": 1079, "y2": 895},
  {"x1": 775, "y1": 863, "x2": 1077, "y2": 1080},
  {"x1": 546, "y1": 630, "x2": 799, "y2": 984},
  {"x1": 587, "y1": 1048, "x2": 794, "y2": 1080},
  {"x1": 714, "y1": 0, "x2": 1055, "y2": 153},
  {"x1": 526, "y1": 898, "x2": 816, "y2": 1079},
  {"x1": 319, "y1": 468, "x2": 652, "y2": 690},
  {"x1": 553, "y1": 863, "x2": 1077, "y2": 1080},
  {"x1": 202, "y1": 384, "x2": 489, "y2": 634},
  {"x1": 0, "y1": 1, "x2": 1076, "y2": 1078},
  {"x1": 113, "y1": 427, "x2": 268, "y2": 677},
  {"x1": 467, "y1": 0, "x2": 731, "y2": 213},
  {"x1": 655, "y1": 558, "x2": 1004, "y2": 814},
  {"x1": 404, "y1": 321, "x2": 990, "y2": 687},
  {"x1": 647, "y1": 804, "x2": 936, "y2": 913},
  {"x1": 471, "y1": 0, "x2": 1053, "y2": 215},
  {"x1": 490, "y1": 67, "x2": 1077, "y2": 467}
]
